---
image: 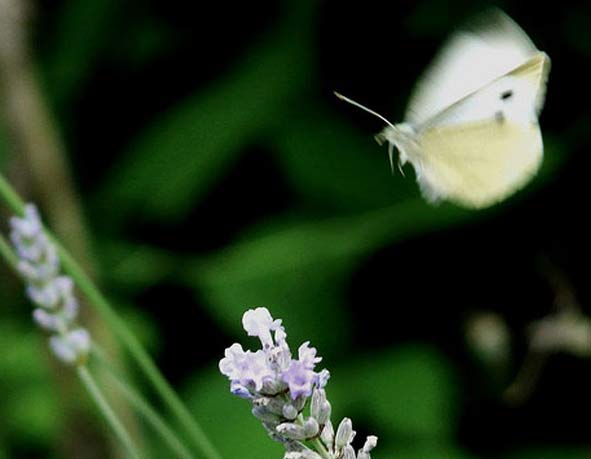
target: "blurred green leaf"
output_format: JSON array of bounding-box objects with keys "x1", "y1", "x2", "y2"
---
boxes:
[
  {"x1": 96, "y1": 3, "x2": 317, "y2": 224},
  {"x1": 271, "y1": 105, "x2": 418, "y2": 212},
  {"x1": 0, "y1": 323, "x2": 46, "y2": 381},
  {"x1": 6, "y1": 384, "x2": 63, "y2": 443},
  {"x1": 98, "y1": 239, "x2": 179, "y2": 292},
  {"x1": 329, "y1": 345, "x2": 459, "y2": 441},
  {"x1": 43, "y1": 0, "x2": 120, "y2": 106},
  {"x1": 0, "y1": 322, "x2": 60, "y2": 443},
  {"x1": 184, "y1": 201, "x2": 469, "y2": 354},
  {"x1": 184, "y1": 365, "x2": 283, "y2": 459}
]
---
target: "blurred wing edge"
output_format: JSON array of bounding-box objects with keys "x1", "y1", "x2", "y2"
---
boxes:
[{"x1": 404, "y1": 8, "x2": 542, "y2": 125}]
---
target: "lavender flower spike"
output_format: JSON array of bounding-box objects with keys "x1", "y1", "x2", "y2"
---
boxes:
[
  {"x1": 10, "y1": 204, "x2": 91, "y2": 366},
  {"x1": 220, "y1": 307, "x2": 378, "y2": 459}
]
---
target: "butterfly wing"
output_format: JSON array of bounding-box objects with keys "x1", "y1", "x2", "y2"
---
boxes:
[
  {"x1": 414, "y1": 121, "x2": 542, "y2": 208},
  {"x1": 409, "y1": 53, "x2": 549, "y2": 208},
  {"x1": 404, "y1": 9, "x2": 541, "y2": 126}
]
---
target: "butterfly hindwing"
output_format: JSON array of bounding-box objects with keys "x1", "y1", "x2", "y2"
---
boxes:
[{"x1": 414, "y1": 119, "x2": 543, "y2": 208}]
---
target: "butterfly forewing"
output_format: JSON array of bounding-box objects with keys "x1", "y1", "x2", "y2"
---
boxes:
[
  {"x1": 418, "y1": 52, "x2": 550, "y2": 131},
  {"x1": 404, "y1": 10, "x2": 540, "y2": 126}
]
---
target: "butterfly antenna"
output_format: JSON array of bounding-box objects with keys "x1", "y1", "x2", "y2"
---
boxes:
[{"x1": 334, "y1": 91, "x2": 396, "y2": 128}]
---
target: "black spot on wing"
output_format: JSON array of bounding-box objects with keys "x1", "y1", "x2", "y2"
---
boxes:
[{"x1": 500, "y1": 90, "x2": 513, "y2": 100}]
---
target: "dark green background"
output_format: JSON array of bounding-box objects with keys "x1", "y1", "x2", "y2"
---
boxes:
[{"x1": 1, "y1": 0, "x2": 590, "y2": 457}]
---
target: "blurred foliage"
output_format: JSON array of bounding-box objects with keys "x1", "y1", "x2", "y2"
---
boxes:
[
  {"x1": 0, "y1": 319, "x2": 61, "y2": 448},
  {"x1": 0, "y1": 0, "x2": 590, "y2": 458}
]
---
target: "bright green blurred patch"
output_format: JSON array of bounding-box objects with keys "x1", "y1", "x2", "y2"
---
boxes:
[
  {"x1": 184, "y1": 365, "x2": 283, "y2": 459},
  {"x1": 0, "y1": 322, "x2": 61, "y2": 444}
]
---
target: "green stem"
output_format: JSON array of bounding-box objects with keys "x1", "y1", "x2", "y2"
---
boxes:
[
  {"x1": 77, "y1": 366, "x2": 142, "y2": 459},
  {"x1": 0, "y1": 232, "x2": 18, "y2": 270},
  {"x1": 92, "y1": 348, "x2": 196, "y2": 459},
  {"x1": 0, "y1": 173, "x2": 221, "y2": 459},
  {"x1": 0, "y1": 174, "x2": 25, "y2": 215},
  {"x1": 58, "y1": 246, "x2": 220, "y2": 459},
  {"x1": 295, "y1": 413, "x2": 331, "y2": 459},
  {"x1": 311, "y1": 438, "x2": 331, "y2": 459}
]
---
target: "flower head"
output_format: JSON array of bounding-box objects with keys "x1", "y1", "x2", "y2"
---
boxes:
[
  {"x1": 10, "y1": 204, "x2": 90, "y2": 365},
  {"x1": 220, "y1": 307, "x2": 378, "y2": 459}
]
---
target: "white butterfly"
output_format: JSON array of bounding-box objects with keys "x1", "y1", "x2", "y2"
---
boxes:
[{"x1": 336, "y1": 10, "x2": 550, "y2": 209}]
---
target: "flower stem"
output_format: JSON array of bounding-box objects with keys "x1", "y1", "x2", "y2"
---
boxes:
[
  {"x1": 295, "y1": 413, "x2": 330, "y2": 459},
  {"x1": 92, "y1": 347, "x2": 196, "y2": 459},
  {"x1": 77, "y1": 365, "x2": 142, "y2": 459},
  {"x1": 311, "y1": 438, "x2": 331, "y2": 459},
  {"x1": 0, "y1": 231, "x2": 18, "y2": 270},
  {"x1": 0, "y1": 173, "x2": 221, "y2": 459}
]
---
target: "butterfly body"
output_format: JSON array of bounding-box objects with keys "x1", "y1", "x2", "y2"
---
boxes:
[{"x1": 336, "y1": 10, "x2": 550, "y2": 209}]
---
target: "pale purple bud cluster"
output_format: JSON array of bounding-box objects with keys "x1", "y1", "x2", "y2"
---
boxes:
[
  {"x1": 10, "y1": 204, "x2": 90, "y2": 365},
  {"x1": 220, "y1": 307, "x2": 378, "y2": 459}
]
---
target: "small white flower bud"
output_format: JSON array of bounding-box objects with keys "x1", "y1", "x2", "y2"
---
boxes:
[
  {"x1": 300, "y1": 451, "x2": 322, "y2": 459},
  {"x1": 320, "y1": 420, "x2": 334, "y2": 449},
  {"x1": 362, "y1": 436, "x2": 378, "y2": 452},
  {"x1": 68, "y1": 328, "x2": 90, "y2": 351},
  {"x1": 311, "y1": 388, "x2": 325, "y2": 418},
  {"x1": 32, "y1": 308, "x2": 62, "y2": 332},
  {"x1": 27, "y1": 284, "x2": 59, "y2": 309},
  {"x1": 342, "y1": 445, "x2": 355, "y2": 459},
  {"x1": 335, "y1": 418, "x2": 355, "y2": 449},
  {"x1": 49, "y1": 328, "x2": 90, "y2": 365},
  {"x1": 282, "y1": 404, "x2": 298, "y2": 420},
  {"x1": 284, "y1": 451, "x2": 322, "y2": 459},
  {"x1": 276, "y1": 422, "x2": 307, "y2": 441},
  {"x1": 49, "y1": 335, "x2": 77, "y2": 364},
  {"x1": 311, "y1": 389, "x2": 331, "y2": 424},
  {"x1": 357, "y1": 436, "x2": 378, "y2": 459},
  {"x1": 303, "y1": 417, "x2": 319, "y2": 438},
  {"x1": 292, "y1": 394, "x2": 307, "y2": 412}
]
